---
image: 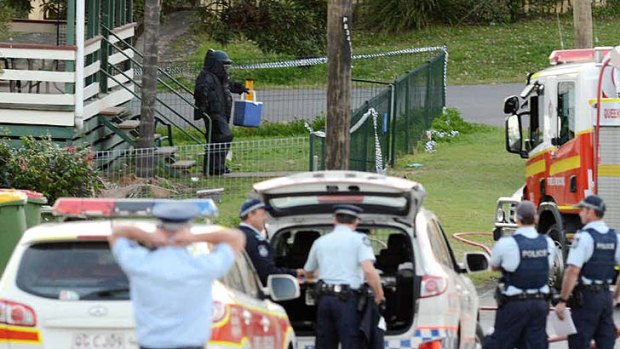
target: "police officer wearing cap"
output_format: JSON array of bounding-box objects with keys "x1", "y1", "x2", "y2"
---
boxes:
[
  {"x1": 109, "y1": 201, "x2": 245, "y2": 349},
  {"x1": 303, "y1": 204, "x2": 385, "y2": 349},
  {"x1": 555, "y1": 195, "x2": 620, "y2": 349},
  {"x1": 483, "y1": 200, "x2": 555, "y2": 349},
  {"x1": 238, "y1": 198, "x2": 303, "y2": 285}
]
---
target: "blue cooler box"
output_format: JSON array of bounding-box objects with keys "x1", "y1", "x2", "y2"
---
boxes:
[{"x1": 233, "y1": 100, "x2": 263, "y2": 127}]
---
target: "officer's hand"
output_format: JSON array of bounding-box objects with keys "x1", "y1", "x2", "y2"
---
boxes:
[
  {"x1": 171, "y1": 229, "x2": 195, "y2": 247},
  {"x1": 148, "y1": 230, "x2": 169, "y2": 248},
  {"x1": 244, "y1": 88, "x2": 251, "y2": 94},
  {"x1": 554, "y1": 301, "x2": 567, "y2": 320},
  {"x1": 377, "y1": 300, "x2": 386, "y2": 315},
  {"x1": 374, "y1": 294, "x2": 385, "y2": 305},
  {"x1": 295, "y1": 269, "x2": 305, "y2": 278}
]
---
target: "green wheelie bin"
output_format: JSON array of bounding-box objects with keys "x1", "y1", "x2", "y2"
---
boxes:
[
  {"x1": 0, "y1": 189, "x2": 48, "y2": 228},
  {"x1": 0, "y1": 190, "x2": 27, "y2": 273}
]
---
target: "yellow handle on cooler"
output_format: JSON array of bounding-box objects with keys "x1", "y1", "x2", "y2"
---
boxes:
[{"x1": 244, "y1": 79, "x2": 254, "y2": 102}]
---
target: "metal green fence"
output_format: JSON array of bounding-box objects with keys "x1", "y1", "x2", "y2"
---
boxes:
[{"x1": 310, "y1": 48, "x2": 447, "y2": 172}]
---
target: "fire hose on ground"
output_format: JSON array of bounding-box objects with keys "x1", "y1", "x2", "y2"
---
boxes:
[{"x1": 452, "y1": 232, "x2": 620, "y2": 345}]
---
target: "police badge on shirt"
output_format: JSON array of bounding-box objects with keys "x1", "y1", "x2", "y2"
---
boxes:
[{"x1": 258, "y1": 244, "x2": 269, "y2": 257}]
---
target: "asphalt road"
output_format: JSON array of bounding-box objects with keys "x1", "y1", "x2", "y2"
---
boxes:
[
  {"x1": 445, "y1": 83, "x2": 524, "y2": 127},
  {"x1": 478, "y1": 286, "x2": 620, "y2": 348},
  {"x1": 144, "y1": 83, "x2": 524, "y2": 129}
]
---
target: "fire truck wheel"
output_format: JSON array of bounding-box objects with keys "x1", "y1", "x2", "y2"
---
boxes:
[{"x1": 547, "y1": 224, "x2": 565, "y2": 291}]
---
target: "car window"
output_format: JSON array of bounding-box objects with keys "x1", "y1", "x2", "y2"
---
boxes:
[
  {"x1": 16, "y1": 242, "x2": 129, "y2": 300},
  {"x1": 220, "y1": 256, "x2": 246, "y2": 293},
  {"x1": 238, "y1": 254, "x2": 260, "y2": 298},
  {"x1": 427, "y1": 220, "x2": 455, "y2": 269}
]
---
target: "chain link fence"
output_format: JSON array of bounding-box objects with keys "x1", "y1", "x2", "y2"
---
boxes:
[
  {"x1": 309, "y1": 48, "x2": 447, "y2": 172},
  {"x1": 96, "y1": 137, "x2": 309, "y2": 199}
]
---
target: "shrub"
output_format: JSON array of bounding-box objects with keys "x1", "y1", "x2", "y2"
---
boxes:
[
  {"x1": 357, "y1": 0, "x2": 438, "y2": 32},
  {"x1": 593, "y1": 0, "x2": 620, "y2": 19},
  {"x1": 196, "y1": 0, "x2": 327, "y2": 57},
  {"x1": 0, "y1": 137, "x2": 102, "y2": 204},
  {"x1": 431, "y1": 108, "x2": 492, "y2": 135},
  {"x1": 435, "y1": 0, "x2": 515, "y2": 25}
]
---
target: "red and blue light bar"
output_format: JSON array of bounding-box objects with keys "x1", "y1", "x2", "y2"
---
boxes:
[{"x1": 52, "y1": 198, "x2": 218, "y2": 218}]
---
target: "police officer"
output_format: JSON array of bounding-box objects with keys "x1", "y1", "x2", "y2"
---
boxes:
[
  {"x1": 483, "y1": 200, "x2": 555, "y2": 349},
  {"x1": 109, "y1": 201, "x2": 245, "y2": 349},
  {"x1": 555, "y1": 195, "x2": 620, "y2": 349},
  {"x1": 238, "y1": 198, "x2": 303, "y2": 285},
  {"x1": 303, "y1": 204, "x2": 384, "y2": 349},
  {"x1": 193, "y1": 49, "x2": 248, "y2": 176}
]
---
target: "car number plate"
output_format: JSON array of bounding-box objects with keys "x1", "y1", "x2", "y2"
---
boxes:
[{"x1": 72, "y1": 332, "x2": 126, "y2": 349}]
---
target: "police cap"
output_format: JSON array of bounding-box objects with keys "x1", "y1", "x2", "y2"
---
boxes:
[
  {"x1": 333, "y1": 204, "x2": 363, "y2": 219},
  {"x1": 516, "y1": 200, "x2": 537, "y2": 221},
  {"x1": 239, "y1": 198, "x2": 265, "y2": 218},
  {"x1": 152, "y1": 201, "x2": 200, "y2": 223},
  {"x1": 574, "y1": 195, "x2": 606, "y2": 213}
]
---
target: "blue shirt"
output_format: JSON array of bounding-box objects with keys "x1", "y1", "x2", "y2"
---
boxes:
[
  {"x1": 304, "y1": 225, "x2": 375, "y2": 289},
  {"x1": 490, "y1": 226, "x2": 555, "y2": 295},
  {"x1": 112, "y1": 237, "x2": 235, "y2": 348},
  {"x1": 566, "y1": 220, "x2": 620, "y2": 284}
]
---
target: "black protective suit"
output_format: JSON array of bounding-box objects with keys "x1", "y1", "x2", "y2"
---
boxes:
[{"x1": 193, "y1": 53, "x2": 246, "y2": 175}]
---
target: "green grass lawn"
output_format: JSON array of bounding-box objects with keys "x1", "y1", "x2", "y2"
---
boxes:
[{"x1": 175, "y1": 17, "x2": 620, "y2": 86}]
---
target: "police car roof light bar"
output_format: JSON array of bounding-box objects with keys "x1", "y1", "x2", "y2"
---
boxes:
[{"x1": 52, "y1": 198, "x2": 218, "y2": 218}]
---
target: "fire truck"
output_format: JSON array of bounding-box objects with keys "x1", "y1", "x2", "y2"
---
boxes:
[{"x1": 493, "y1": 46, "x2": 620, "y2": 290}]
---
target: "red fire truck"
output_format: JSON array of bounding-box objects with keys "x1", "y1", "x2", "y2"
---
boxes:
[{"x1": 493, "y1": 46, "x2": 620, "y2": 290}]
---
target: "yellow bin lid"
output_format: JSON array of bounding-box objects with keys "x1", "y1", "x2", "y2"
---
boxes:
[{"x1": 0, "y1": 190, "x2": 28, "y2": 205}]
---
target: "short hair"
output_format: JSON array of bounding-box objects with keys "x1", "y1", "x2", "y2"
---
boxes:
[
  {"x1": 335, "y1": 213, "x2": 357, "y2": 225},
  {"x1": 519, "y1": 215, "x2": 536, "y2": 225}
]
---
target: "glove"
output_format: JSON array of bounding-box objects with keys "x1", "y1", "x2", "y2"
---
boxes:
[
  {"x1": 378, "y1": 300, "x2": 386, "y2": 315},
  {"x1": 244, "y1": 87, "x2": 251, "y2": 94}
]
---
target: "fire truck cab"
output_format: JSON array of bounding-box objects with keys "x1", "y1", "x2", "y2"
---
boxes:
[{"x1": 494, "y1": 46, "x2": 620, "y2": 290}]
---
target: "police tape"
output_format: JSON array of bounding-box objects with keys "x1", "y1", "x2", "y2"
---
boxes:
[
  {"x1": 231, "y1": 46, "x2": 448, "y2": 70},
  {"x1": 304, "y1": 107, "x2": 385, "y2": 174}
]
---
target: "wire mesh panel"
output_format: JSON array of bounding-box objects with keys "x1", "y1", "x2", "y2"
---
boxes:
[
  {"x1": 392, "y1": 51, "x2": 446, "y2": 156},
  {"x1": 96, "y1": 137, "x2": 310, "y2": 199}
]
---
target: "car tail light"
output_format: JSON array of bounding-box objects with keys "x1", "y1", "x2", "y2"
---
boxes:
[
  {"x1": 212, "y1": 301, "x2": 227, "y2": 323},
  {"x1": 0, "y1": 299, "x2": 37, "y2": 327},
  {"x1": 418, "y1": 340, "x2": 442, "y2": 349},
  {"x1": 420, "y1": 275, "x2": 448, "y2": 298}
]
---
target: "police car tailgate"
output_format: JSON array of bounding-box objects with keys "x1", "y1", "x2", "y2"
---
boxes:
[{"x1": 253, "y1": 171, "x2": 425, "y2": 221}]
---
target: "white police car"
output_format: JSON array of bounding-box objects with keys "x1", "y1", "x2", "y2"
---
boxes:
[
  {"x1": 253, "y1": 171, "x2": 488, "y2": 349},
  {"x1": 0, "y1": 198, "x2": 299, "y2": 349}
]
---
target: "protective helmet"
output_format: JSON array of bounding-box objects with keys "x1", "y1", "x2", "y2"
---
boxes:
[{"x1": 207, "y1": 49, "x2": 232, "y2": 65}]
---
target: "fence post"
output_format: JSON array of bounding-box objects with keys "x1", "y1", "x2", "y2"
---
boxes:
[{"x1": 389, "y1": 83, "x2": 396, "y2": 166}]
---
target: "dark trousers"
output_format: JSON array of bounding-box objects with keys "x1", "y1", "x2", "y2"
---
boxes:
[
  {"x1": 482, "y1": 299, "x2": 548, "y2": 349},
  {"x1": 568, "y1": 290, "x2": 616, "y2": 349},
  {"x1": 315, "y1": 294, "x2": 360, "y2": 349},
  {"x1": 202, "y1": 114, "x2": 233, "y2": 175}
]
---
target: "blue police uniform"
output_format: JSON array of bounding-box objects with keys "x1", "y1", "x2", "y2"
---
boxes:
[
  {"x1": 483, "y1": 226, "x2": 555, "y2": 349},
  {"x1": 112, "y1": 202, "x2": 236, "y2": 349},
  {"x1": 565, "y1": 220, "x2": 620, "y2": 349},
  {"x1": 304, "y1": 205, "x2": 375, "y2": 349},
  {"x1": 238, "y1": 222, "x2": 296, "y2": 285}
]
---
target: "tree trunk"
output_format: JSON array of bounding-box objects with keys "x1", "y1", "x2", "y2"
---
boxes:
[
  {"x1": 325, "y1": 0, "x2": 352, "y2": 170},
  {"x1": 136, "y1": 0, "x2": 159, "y2": 178},
  {"x1": 573, "y1": 0, "x2": 593, "y2": 49}
]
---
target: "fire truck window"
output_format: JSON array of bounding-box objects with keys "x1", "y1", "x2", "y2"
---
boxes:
[
  {"x1": 557, "y1": 82, "x2": 576, "y2": 145},
  {"x1": 529, "y1": 95, "x2": 544, "y2": 149}
]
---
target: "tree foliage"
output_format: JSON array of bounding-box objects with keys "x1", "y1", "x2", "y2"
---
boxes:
[{"x1": 197, "y1": 0, "x2": 327, "y2": 58}]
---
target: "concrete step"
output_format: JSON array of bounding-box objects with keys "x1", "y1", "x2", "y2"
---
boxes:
[
  {"x1": 154, "y1": 146, "x2": 177, "y2": 156},
  {"x1": 100, "y1": 106, "x2": 127, "y2": 116},
  {"x1": 169, "y1": 160, "x2": 196, "y2": 169},
  {"x1": 117, "y1": 120, "x2": 140, "y2": 130}
]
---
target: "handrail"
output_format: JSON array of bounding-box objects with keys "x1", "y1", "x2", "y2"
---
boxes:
[
  {"x1": 99, "y1": 28, "x2": 212, "y2": 145},
  {"x1": 101, "y1": 68, "x2": 203, "y2": 144},
  {"x1": 100, "y1": 24, "x2": 194, "y2": 96}
]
